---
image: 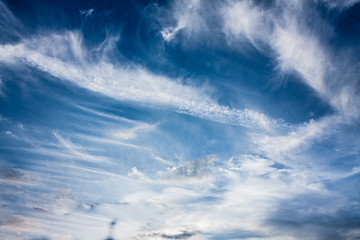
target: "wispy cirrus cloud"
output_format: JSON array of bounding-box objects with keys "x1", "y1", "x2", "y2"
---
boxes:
[
  {"x1": 0, "y1": 31, "x2": 278, "y2": 130},
  {"x1": 0, "y1": 1, "x2": 24, "y2": 43},
  {"x1": 222, "y1": 0, "x2": 331, "y2": 107},
  {"x1": 157, "y1": 0, "x2": 360, "y2": 120},
  {"x1": 1, "y1": 1, "x2": 360, "y2": 239},
  {"x1": 114, "y1": 123, "x2": 158, "y2": 140},
  {"x1": 80, "y1": 8, "x2": 94, "y2": 17}
]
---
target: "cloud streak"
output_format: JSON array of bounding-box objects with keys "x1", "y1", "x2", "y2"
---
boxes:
[{"x1": 0, "y1": 31, "x2": 277, "y2": 130}]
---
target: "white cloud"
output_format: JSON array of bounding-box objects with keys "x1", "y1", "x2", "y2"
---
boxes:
[
  {"x1": 51, "y1": 131, "x2": 113, "y2": 163},
  {"x1": 111, "y1": 153, "x2": 344, "y2": 239},
  {"x1": 114, "y1": 123, "x2": 158, "y2": 140},
  {"x1": 10, "y1": 148, "x2": 331, "y2": 239},
  {"x1": 1, "y1": 1, "x2": 359, "y2": 239},
  {"x1": 128, "y1": 166, "x2": 144, "y2": 177},
  {"x1": 72, "y1": 104, "x2": 138, "y2": 123},
  {"x1": 222, "y1": 0, "x2": 328, "y2": 94},
  {"x1": 0, "y1": 1, "x2": 24, "y2": 42},
  {"x1": 252, "y1": 118, "x2": 330, "y2": 158},
  {"x1": 332, "y1": 83, "x2": 360, "y2": 119},
  {"x1": 1, "y1": 135, "x2": 355, "y2": 240},
  {"x1": 159, "y1": 0, "x2": 205, "y2": 41},
  {"x1": 151, "y1": 154, "x2": 173, "y2": 165},
  {"x1": 0, "y1": 77, "x2": 4, "y2": 97},
  {"x1": 80, "y1": 8, "x2": 94, "y2": 17},
  {"x1": 271, "y1": 24, "x2": 327, "y2": 94},
  {"x1": 317, "y1": 0, "x2": 360, "y2": 9},
  {"x1": 221, "y1": 0, "x2": 360, "y2": 121},
  {"x1": 0, "y1": 31, "x2": 277, "y2": 130},
  {"x1": 161, "y1": 156, "x2": 216, "y2": 184},
  {"x1": 161, "y1": 26, "x2": 183, "y2": 41},
  {"x1": 222, "y1": 0, "x2": 269, "y2": 49}
]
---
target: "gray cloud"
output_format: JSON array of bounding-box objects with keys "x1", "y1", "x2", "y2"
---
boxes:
[
  {"x1": 162, "y1": 156, "x2": 216, "y2": 182},
  {"x1": 268, "y1": 196, "x2": 360, "y2": 239},
  {"x1": 136, "y1": 229, "x2": 198, "y2": 240},
  {"x1": 0, "y1": 167, "x2": 24, "y2": 180}
]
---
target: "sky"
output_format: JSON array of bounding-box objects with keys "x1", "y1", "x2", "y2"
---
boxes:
[{"x1": 0, "y1": 0, "x2": 360, "y2": 239}]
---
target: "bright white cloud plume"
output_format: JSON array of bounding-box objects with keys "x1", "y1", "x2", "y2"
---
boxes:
[{"x1": 271, "y1": 24, "x2": 327, "y2": 94}]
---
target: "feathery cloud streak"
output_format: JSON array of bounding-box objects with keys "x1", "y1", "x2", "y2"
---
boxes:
[{"x1": 0, "y1": 31, "x2": 277, "y2": 130}]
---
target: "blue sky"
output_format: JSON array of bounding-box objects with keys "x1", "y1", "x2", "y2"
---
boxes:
[{"x1": 1, "y1": 0, "x2": 360, "y2": 239}]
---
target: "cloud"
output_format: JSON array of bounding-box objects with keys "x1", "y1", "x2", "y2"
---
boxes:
[
  {"x1": 1, "y1": 138, "x2": 357, "y2": 240},
  {"x1": 1, "y1": 1, "x2": 360, "y2": 240},
  {"x1": 222, "y1": 0, "x2": 329, "y2": 93},
  {"x1": 135, "y1": 229, "x2": 199, "y2": 240},
  {"x1": 52, "y1": 131, "x2": 113, "y2": 163},
  {"x1": 158, "y1": 0, "x2": 205, "y2": 41},
  {"x1": 162, "y1": 156, "x2": 216, "y2": 183},
  {"x1": 0, "y1": 1, "x2": 24, "y2": 43},
  {"x1": 252, "y1": 117, "x2": 331, "y2": 158},
  {"x1": 0, "y1": 77, "x2": 4, "y2": 97},
  {"x1": 109, "y1": 152, "x2": 351, "y2": 239},
  {"x1": 160, "y1": 26, "x2": 182, "y2": 42},
  {"x1": 222, "y1": 0, "x2": 268, "y2": 48},
  {"x1": 114, "y1": 123, "x2": 158, "y2": 140},
  {"x1": 80, "y1": 9, "x2": 94, "y2": 17},
  {"x1": 156, "y1": 0, "x2": 360, "y2": 121},
  {"x1": 317, "y1": 0, "x2": 360, "y2": 9},
  {"x1": 0, "y1": 31, "x2": 278, "y2": 130},
  {"x1": 267, "y1": 192, "x2": 360, "y2": 240},
  {"x1": 4, "y1": 103, "x2": 350, "y2": 239},
  {"x1": 271, "y1": 23, "x2": 327, "y2": 94}
]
